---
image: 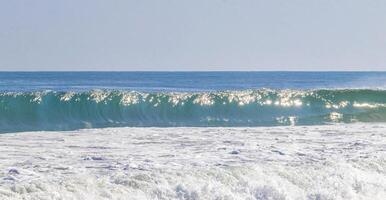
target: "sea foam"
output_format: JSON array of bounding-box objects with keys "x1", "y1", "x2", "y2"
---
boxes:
[{"x1": 0, "y1": 124, "x2": 385, "y2": 199}]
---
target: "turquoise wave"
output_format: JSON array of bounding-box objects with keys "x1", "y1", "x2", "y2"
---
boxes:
[{"x1": 1, "y1": 89, "x2": 386, "y2": 133}]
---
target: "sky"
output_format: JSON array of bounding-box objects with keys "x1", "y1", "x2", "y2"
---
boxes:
[{"x1": 1, "y1": 0, "x2": 386, "y2": 71}]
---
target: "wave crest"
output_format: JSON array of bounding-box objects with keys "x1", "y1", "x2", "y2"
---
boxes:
[{"x1": 1, "y1": 89, "x2": 386, "y2": 132}]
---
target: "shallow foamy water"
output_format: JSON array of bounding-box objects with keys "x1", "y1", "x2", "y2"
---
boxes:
[{"x1": 0, "y1": 124, "x2": 385, "y2": 199}]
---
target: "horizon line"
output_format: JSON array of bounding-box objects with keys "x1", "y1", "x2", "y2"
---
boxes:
[{"x1": 1, "y1": 70, "x2": 386, "y2": 73}]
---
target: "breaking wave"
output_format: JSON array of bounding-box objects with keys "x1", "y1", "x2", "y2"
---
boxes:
[{"x1": 2, "y1": 89, "x2": 386, "y2": 132}]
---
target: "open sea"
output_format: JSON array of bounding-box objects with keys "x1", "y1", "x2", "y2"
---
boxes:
[
  {"x1": 0, "y1": 72, "x2": 385, "y2": 199},
  {"x1": 1, "y1": 72, "x2": 386, "y2": 132}
]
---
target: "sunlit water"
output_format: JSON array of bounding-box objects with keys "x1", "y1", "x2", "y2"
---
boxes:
[{"x1": 1, "y1": 72, "x2": 386, "y2": 199}]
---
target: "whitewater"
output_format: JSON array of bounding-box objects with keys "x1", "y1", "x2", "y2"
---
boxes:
[{"x1": 0, "y1": 124, "x2": 385, "y2": 200}]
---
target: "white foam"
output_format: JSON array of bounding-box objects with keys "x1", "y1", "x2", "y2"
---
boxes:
[{"x1": 0, "y1": 124, "x2": 385, "y2": 199}]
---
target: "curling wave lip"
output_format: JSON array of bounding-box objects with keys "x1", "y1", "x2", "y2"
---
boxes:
[{"x1": 1, "y1": 89, "x2": 386, "y2": 133}]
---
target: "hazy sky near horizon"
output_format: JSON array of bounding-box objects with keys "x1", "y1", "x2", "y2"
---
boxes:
[{"x1": 1, "y1": 0, "x2": 386, "y2": 71}]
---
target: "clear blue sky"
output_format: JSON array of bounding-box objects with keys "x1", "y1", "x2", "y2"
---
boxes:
[{"x1": 1, "y1": 0, "x2": 386, "y2": 71}]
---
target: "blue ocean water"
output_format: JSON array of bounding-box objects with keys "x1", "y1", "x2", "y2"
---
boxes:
[
  {"x1": 1, "y1": 72, "x2": 386, "y2": 92},
  {"x1": 1, "y1": 72, "x2": 386, "y2": 132}
]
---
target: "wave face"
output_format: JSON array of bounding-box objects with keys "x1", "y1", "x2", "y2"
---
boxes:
[{"x1": 2, "y1": 89, "x2": 386, "y2": 132}]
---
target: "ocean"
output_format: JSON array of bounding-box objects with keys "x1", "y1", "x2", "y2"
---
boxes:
[
  {"x1": 1, "y1": 72, "x2": 386, "y2": 132},
  {"x1": 0, "y1": 72, "x2": 386, "y2": 133},
  {"x1": 0, "y1": 72, "x2": 385, "y2": 199}
]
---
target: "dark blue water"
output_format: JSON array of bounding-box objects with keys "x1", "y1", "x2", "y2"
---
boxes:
[
  {"x1": 1, "y1": 72, "x2": 386, "y2": 92},
  {"x1": 2, "y1": 72, "x2": 386, "y2": 133}
]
